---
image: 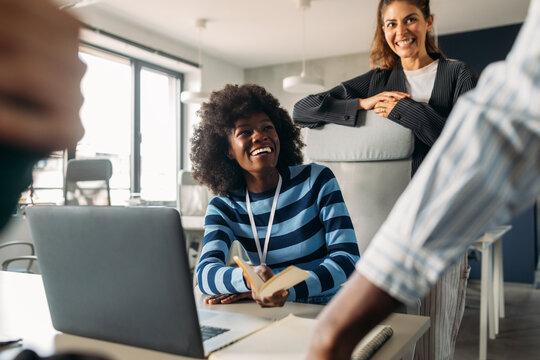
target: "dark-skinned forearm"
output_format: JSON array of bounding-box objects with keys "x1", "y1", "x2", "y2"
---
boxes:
[{"x1": 306, "y1": 271, "x2": 402, "y2": 359}]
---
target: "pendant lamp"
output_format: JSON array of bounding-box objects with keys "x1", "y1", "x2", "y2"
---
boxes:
[
  {"x1": 181, "y1": 18, "x2": 209, "y2": 104},
  {"x1": 283, "y1": 0, "x2": 324, "y2": 93}
]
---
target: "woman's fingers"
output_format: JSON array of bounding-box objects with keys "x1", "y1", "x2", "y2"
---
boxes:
[
  {"x1": 204, "y1": 292, "x2": 252, "y2": 304},
  {"x1": 254, "y1": 290, "x2": 289, "y2": 308},
  {"x1": 382, "y1": 91, "x2": 410, "y2": 99},
  {"x1": 204, "y1": 294, "x2": 230, "y2": 304},
  {"x1": 374, "y1": 100, "x2": 398, "y2": 117},
  {"x1": 219, "y1": 292, "x2": 252, "y2": 304},
  {"x1": 379, "y1": 92, "x2": 408, "y2": 102},
  {"x1": 359, "y1": 91, "x2": 409, "y2": 110},
  {"x1": 253, "y1": 265, "x2": 274, "y2": 282}
]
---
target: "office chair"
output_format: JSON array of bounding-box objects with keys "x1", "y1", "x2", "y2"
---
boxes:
[
  {"x1": 64, "y1": 159, "x2": 113, "y2": 206},
  {"x1": 0, "y1": 241, "x2": 37, "y2": 273},
  {"x1": 305, "y1": 111, "x2": 414, "y2": 254},
  {"x1": 305, "y1": 111, "x2": 416, "y2": 359}
]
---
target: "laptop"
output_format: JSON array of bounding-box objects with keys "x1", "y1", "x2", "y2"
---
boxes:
[{"x1": 26, "y1": 206, "x2": 271, "y2": 358}]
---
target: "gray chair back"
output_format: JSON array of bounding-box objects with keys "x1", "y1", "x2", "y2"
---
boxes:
[
  {"x1": 64, "y1": 159, "x2": 113, "y2": 206},
  {"x1": 305, "y1": 111, "x2": 414, "y2": 253}
]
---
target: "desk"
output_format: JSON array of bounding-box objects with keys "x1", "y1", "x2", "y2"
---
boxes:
[
  {"x1": 180, "y1": 216, "x2": 205, "y2": 272},
  {"x1": 181, "y1": 216, "x2": 205, "y2": 231},
  {"x1": 474, "y1": 225, "x2": 512, "y2": 360},
  {"x1": 0, "y1": 272, "x2": 428, "y2": 360}
]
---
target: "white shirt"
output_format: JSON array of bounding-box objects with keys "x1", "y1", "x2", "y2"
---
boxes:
[
  {"x1": 403, "y1": 59, "x2": 439, "y2": 103},
  {"x1": 356, "y1": 0, "x2": 540, "y2": 305}
]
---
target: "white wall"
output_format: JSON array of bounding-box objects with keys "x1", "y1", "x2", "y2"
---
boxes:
[
  {"x1": 244, "y1": 52, "x2": 371, "y2": 115},
  {"x1": 182, "y1": 57, "x2": 244, "y2": 168},
  {"x1": 244, "y1": 52, "x2": 371, "y2": 162}
]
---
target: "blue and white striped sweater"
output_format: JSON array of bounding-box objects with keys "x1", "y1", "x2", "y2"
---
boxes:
[{"x1": 196, "y1": 163, "x2": 360, "y2": 301}]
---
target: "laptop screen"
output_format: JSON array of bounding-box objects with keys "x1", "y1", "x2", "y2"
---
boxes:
[{"x1": 27, "y1": 206, "x2": 205, "y2": 358}]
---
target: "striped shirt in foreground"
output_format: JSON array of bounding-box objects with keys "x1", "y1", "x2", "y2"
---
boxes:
[
  {"x1": 196, "y1": 163, "x2": 360, "y2": 301},
  {"x1": 357, "y1": 0, "x2": 540, "y2": 306}
]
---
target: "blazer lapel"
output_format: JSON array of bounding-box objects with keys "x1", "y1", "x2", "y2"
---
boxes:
[{"x1": 386, "y1": 61, "x2": 407, "y2": 93}]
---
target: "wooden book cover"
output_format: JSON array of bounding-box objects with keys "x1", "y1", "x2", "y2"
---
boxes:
[{"x1": 210, "y1": 314, "x2": 392, "y2": 360}]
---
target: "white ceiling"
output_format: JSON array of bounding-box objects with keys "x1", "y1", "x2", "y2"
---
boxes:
[{"x1": 67, "y1": 0, "x2": 531, "y2": 68}]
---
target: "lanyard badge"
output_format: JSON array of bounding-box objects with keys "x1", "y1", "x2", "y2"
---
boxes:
[{"x1": 245, "y1": 174, "x2": 282, "y2": 266}]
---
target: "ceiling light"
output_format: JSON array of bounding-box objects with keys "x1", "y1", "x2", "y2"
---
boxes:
[
  {"x1": 181, "y1": 18, "x2": 209, "y2": 104},
  {"x1": 283, "y1": 0, "x2": 324, "y2": 93}
]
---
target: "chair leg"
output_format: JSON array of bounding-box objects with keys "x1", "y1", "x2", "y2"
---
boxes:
[{"x1": 106, "y1": 180, "x2": 111, "y2": 206}]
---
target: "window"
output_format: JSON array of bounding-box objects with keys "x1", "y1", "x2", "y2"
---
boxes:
[
  {"x1": 27, "y1": 152, "x2": 64, "y2": 204},
  {"x1": 77, "y1": 50, "x2": 132, "y2": 205},
  {"x1": 140, "y1": 67, "x2": 180, "y2": 204},
  {"x1": 30, "y1": 46, "x2": 183, "y2": 206}
]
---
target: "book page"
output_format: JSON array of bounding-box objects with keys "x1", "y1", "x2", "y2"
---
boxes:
[
  {"x1": 234, "y1": 256, "x2": 310, "y2": 298},
  {"x1": 233, "y1": 256, "x2": 264, "y2": 293},
  {"x1": 259, "y1": 265, "x2": 310, "y2": 297}
]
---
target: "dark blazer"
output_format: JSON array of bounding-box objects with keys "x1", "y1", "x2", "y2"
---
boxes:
[{"x1": 293, "y1": 55, "x2": 478, "y2": 175}]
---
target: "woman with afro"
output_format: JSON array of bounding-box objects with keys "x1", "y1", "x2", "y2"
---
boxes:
[{"x1": 191, "y1": 84, "x2": 360, "y2": 307}]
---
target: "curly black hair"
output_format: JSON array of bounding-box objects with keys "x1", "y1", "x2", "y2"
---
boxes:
[{"x1": 190, "y1": 84, "x2": 304, "y2": 195}]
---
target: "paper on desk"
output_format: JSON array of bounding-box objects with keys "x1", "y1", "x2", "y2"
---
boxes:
[
  {"x1": 209, "y1": 314, "x2": 392, "y2": 360},
  {"x1": 208, "y1": 314, "x2": 310, "y2": 360}
]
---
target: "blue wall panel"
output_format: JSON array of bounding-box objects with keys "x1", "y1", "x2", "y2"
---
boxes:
[{"x1": 438, "y1": 24, "x2": 537, "y2": 283}]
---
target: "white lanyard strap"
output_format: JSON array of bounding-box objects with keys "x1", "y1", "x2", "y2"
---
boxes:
[{"x1": 245, "y1": 174, "x2": 282, "y2": 266}]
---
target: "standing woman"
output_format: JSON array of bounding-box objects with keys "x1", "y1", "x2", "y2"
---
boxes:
[{"x1": 293, "y1": 1, "x2": 477, "y2": 359}]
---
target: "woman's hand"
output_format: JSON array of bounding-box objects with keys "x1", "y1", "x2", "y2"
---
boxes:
[
  {"x1": 242, "y1": 264, "x2": 274, "y2": 289},
  {"x1": 358, "y1": 91, "x2": 409, "y2": 110},
  {"x1": 249, "y1": 265, "x2": 289, "y2": 308},
  {"x1": 373, "y1": 99, "x2": 399, "y2": 117},
  {"x1": 253, "y1": 289, "x2": 289, "y2": 308},
  {"x1": 203, "y1": 292, "x2": 253, "y2": 305}
]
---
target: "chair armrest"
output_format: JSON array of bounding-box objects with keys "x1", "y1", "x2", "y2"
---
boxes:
[
  {"x1": 0, "y1": 241, "x2": 35, "y2": 255},
  {"x1": 2, "y1": 255, "x2": 38, "y2": 272}
]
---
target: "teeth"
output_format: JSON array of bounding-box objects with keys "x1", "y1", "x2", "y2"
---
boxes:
[
  {"x1": 397, "y1": 39, "x2": 414, "y2": 46},
  {"x1": 251, "y1": 147, "x2": 272, "y2": 156}
]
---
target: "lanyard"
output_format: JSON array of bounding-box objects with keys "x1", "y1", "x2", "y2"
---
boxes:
[{"x1": 245, "y1": 174, "x2": 282, "y2": 266}]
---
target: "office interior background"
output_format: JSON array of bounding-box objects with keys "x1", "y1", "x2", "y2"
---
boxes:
[
  {"x1": 24, "y1": 0, "x2": 537, "y2": 282},
  {"x1": 1, "y1": 0, "x2": 538, "y2": 357}
]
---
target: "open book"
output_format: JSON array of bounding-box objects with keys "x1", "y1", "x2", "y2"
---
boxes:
[
  {"x1": 233, "y1": 256, "x2": 311, "y2": 298},
  {"x1": 210, "y1": 314, "x2": 393, "y2": 360}
]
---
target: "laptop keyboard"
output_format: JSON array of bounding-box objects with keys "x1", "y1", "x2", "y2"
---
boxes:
[{"x1": 200, "y1": 325, "x2": 230, "y2": 341}]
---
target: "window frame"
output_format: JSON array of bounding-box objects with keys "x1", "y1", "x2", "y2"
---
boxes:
[{"x1": 59, "y1": 42, "x2": 185, "y2": 204}]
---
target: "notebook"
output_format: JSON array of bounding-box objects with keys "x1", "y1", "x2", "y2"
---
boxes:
[
  {"x1": 26, "y1": 206, "x2": 271, "y2": 358},
  {"x1": 211, "y1": 314, "x2": 393, "y2": 360}
]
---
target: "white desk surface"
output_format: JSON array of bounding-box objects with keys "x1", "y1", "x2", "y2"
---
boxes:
[
  {"x1": 0, "y1": 272, "x2": 428, "y2": 360},
  {"x1": 181, "y1": 216, "x2": 205, "y2": 231}
]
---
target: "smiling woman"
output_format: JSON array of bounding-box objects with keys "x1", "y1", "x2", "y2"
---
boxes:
[
  {"x1": 190, "y1": 84, "x2": 360, "y2": 308},
  {"x1": 292, "y1": 0, "x2": 478, "y2": 359}
]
